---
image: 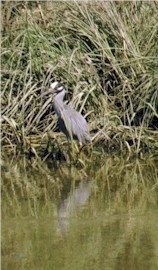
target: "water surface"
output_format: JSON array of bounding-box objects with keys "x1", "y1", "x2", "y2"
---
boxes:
[{"x1": 2, "y1": 155, "x2": 158, "y2": 270}]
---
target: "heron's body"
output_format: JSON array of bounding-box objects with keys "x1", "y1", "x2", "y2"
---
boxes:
[{"x1": 44, "y1": 82, "x2": 91, "y2": 144}]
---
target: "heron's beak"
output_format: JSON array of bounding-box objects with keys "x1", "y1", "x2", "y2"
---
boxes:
[{"x1": 42, "y1": 88, "x2": 54, "y2": 96}]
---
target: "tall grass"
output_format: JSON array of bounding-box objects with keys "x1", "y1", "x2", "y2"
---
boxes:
[{"x1": 1, "y1": 1, "x2": 158, "y2": 157}]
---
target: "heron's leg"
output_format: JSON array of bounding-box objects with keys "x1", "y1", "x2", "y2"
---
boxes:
[
  {"x1": 64, "y1": 139, "x2": 73, "y2": 165},
  {"x1": 69, "y1": 143, "x2": 85, "y2": 167},
  {"x1": 43, "y1": 136, "x2": 52, "y2": 157},
  {"x1": 76, "y1": 143, "x2": 92, "y2": 167},
  {"x1": 79, "y1": 144, "x2": 86, "y2": 153},
  {"x1": 67, "y1": 141, "x2": 80, "y2": 166}
]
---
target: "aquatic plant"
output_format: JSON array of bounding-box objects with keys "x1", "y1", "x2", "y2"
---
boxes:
[{"x1": 1, "y1": 1, "x2": 158, "y2": 157}]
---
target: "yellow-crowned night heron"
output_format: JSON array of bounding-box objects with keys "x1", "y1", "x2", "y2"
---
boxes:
[{"x1": 43, "y1": 81, "x2": 91, "y2": 144}]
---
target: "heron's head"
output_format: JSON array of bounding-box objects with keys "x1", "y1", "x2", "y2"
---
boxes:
[{"x1": 43, "y1": 81, "x2": 65, "y2": 96}]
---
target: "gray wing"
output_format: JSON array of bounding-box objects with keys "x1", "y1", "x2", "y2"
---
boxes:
[{"x1": 59, "y1": 105, "x2": 91, "y2": 144}]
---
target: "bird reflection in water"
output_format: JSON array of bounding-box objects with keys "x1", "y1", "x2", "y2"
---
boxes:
[{"x1": 57, "y1": 180, "x2": 92, "y2": 233}]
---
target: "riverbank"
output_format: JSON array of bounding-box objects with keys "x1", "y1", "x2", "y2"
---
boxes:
[{"x1": 1, "y1": 1, "x2": 158, "y2": 158}]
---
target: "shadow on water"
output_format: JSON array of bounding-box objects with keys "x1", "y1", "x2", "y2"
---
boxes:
[{"x1": 1, "y1": 153, "x2": 158, "y2": 270}]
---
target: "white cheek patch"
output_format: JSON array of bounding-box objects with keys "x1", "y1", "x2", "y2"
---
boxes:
[
  {"x1": 50, "y1": 81, "x2": 59, "y2": 89},
  {"x1": 58, "y1": 86, "x2": 64, "y2": 91}
]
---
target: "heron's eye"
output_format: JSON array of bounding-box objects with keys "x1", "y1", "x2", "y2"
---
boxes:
[{"x1": 58, "y1": 86, "x2": 64, "y2": 91}]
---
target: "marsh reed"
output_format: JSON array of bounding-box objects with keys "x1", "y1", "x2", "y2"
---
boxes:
[{"x1": 1, "y1": 1, "x2": 158, "y2": 158}]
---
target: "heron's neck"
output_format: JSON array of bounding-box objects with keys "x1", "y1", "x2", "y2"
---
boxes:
[{"x1": 54, "y1": 89, "x2": 66, "y2": 116}]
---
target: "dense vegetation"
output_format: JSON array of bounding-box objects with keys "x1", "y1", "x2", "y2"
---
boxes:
[
  {"x1": 1, "y1": 1, "x2": 158, "y2": 158},
  {"x1": 1, "y1": 5, "x2": 158, "y2": 268}
]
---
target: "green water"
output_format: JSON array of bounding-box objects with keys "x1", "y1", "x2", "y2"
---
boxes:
[{"x1": 2, "y1": 155, "x2": 158, "y2": 270}]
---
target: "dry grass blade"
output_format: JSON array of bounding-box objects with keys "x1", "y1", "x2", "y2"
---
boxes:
[{"x1": 1, "y1": 1, "x2": 157, "y2": 157}]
